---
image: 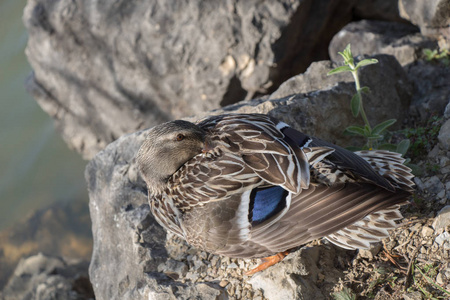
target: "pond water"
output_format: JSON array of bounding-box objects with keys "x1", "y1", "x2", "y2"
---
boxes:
[{"x1": 0, "y1": 0, "x2": 88, "y2": 230}]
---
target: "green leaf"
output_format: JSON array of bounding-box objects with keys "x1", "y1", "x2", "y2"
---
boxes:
[
  {"x1": 378, "y1": 143, "x2": 398, "y2": 152},
  {"x1": 364, "y1": 124, "x2": 371, "y2": 136},
  {"x1": 367, "y1": 134, "x2": 383, "y2": 140},
  {"x1": 355, "y1": 58, "x2": 378, "y2": 69},
  {"x1": 332, "y1": 287, "x2": 356, "y2": 300},
  {"x1": 345, "y1": 125, "x2": 365, "y2": 136},
  {"x1": 407, "y1": 163, "x2": 422, "y2": 176},
  {"x1": 350, "y1": 93, "x2": 360, "y2": 117},
  {"x1": 359, "y1": 86, "x2": 370, "y2": 94},
  {"x1": 396, "y1": 139, "x2": 410, "y2": 156},
  {"x1": 327, "y1": 65, "x2": 352, "y2": 75},
  {"x1": 338, "y1": 44, "x2": 354, "y2": 66},
  {"x1": 372, "y1": 119, "x2": 397, "y2": 135}
]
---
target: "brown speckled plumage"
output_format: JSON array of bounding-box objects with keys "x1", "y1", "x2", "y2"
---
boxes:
[{"x1": 137, "y1": 113, "x2": 414, "y2": 258}]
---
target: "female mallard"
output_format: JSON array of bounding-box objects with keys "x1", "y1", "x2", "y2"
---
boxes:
[{"x1": 137, "y1": 113, "x2": 414, "y2": 274}]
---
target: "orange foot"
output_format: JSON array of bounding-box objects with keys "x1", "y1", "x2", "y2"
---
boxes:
[{"x1": 245, "y1": 251, "x2": 290, "y2": 276}]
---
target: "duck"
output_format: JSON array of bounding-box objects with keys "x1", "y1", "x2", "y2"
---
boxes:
[{"x1": 137, "y1": 113, "x2": 414, "y2": 275}]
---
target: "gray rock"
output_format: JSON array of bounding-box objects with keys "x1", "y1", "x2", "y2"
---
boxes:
[
  {"x1": 407, "y1": 62, "x2": 450, "y2": 121},
  {"x1": 438, "y1": 119, "x2": 450, "y2": 150},
  {"x1": 329, "y1": 20, "x2": 435, "y2": 66},
  {"x1": 0, "y1": 253, "x2": 93, "y2": 300},
  {"x1": 414, "y1": 177, "x2": 426, "y2": 191},
  {"x1": 421, "y1": 226, "x2": 435, "y2": 237},
  {"x1": 444, "y1": 100, "x2": 450, "y2": 119},
  {"x1": 23, "y1": 0, "x2": 366, "y2": 160},
  {"x1": 403, "y1": 291, "x2": 423, "y2": 300},
  {"x1": 399, "y1": 0, "x2": 450, "y2": 38},
  {"x1": 435, "y1": 232, "x2": 450, "y2": 248},
  {"x1": 432, "y1": 205, "x2": 450, "y2": 230},
  {"x1": 248, "y1": 247, "x2": 328, "y2": 300},
  {"x1": 423, "y1": 175, "x2": 444, "y2": 194}
]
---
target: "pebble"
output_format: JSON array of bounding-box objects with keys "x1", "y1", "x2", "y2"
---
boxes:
[
  {"x1": 435, "y1": 232, "x2": 450, "y2": 247},
  {"x1": 414, "y1": 178, "x2": 426, "y2": 191},
  {"x1": 219, "y1": 280, "x2": 228, "y2": 287},
  {"x1": 440, "y1": 156, "x2": 450, "y2": 167},
  {"x1": 403, "y1": 291, "x2": 423, "y2": 300},
  {"x1": 436, "y1": 272, "x2": 444, "y2": 285},
  {"x1": 227, "y1": 263, "x2": 238, "y2": 269}
]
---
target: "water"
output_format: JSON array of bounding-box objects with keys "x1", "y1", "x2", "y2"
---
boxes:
[{"x1": 0, "y1": 0, "x2": 88, "y2": 229}]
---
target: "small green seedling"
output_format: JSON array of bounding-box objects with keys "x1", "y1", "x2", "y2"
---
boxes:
[
  {"x1": 327, "y1": 44, "x2": 410, "y2": 154},
  {"x1": 423, "y1": 48, "x2": 449, "y2": 66}
]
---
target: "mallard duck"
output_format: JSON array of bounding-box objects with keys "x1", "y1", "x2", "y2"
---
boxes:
[{"x1": 137, "y1": 113, "x2": 414, "y2": 274}]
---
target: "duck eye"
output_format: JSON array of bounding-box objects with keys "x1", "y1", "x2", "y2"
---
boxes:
[{"x1": 176, "y1": 134, "x2": 185, "y2": 141}]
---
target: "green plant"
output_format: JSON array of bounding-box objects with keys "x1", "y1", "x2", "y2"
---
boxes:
[
  {"x1": 423, "y1": 48, "x2": 449, "y2": 66},
  {"x1": 332, "y1": 287, "x2": 357, "y2": 300},
  {"x1": 327, "y1": 44, "x2": 410, "y2": 153}
]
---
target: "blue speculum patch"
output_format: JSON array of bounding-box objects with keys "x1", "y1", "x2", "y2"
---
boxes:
[{"x1": 250, "y1": 186, "x2": 287, "y2": 225}]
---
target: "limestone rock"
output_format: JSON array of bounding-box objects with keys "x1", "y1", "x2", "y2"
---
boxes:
[
  {"x1": 399, "y1": 0, "x2": 450, "y2": 39},
  {"x1": 23, "y1": 0, "x2": 364, "y2": 159}
]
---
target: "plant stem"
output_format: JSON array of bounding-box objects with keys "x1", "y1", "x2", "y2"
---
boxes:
[{"x1": 350, "y1": 68, "x2": 373, "y2": 148}]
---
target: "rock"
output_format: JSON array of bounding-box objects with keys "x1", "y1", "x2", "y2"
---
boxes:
[
  {"x1": 247, "y1": 246, "x2": 345, "y2": 300},
  {"x1": 435, "y1": 232, "x2": 450, "y2": 250},
  {"x1": 421, "y1": 226, "x2": 434, "y2": 237},
  {"x1": 445, "y1": 100, "x2": 450, "y2": 119},
  {"x1": 329, "y1": 20, "x2": 435, "y2": 66},
  {"x1": 0, "y1": 253, "x2": 93, "y2": 300},
  {"x1": 414, "y1": 177, "x2": 426, "y2": 191},
  {"x1": 438, "y1": 119, "x2": 450, "y2": 150},
  {"x1": 436, "y1": 272, "x2": 444, "y2": 285},
  {"x1": 432, "y1": 205, "x2": 450, "y2": 230},
  {"x1": 23, "y1": 0, "x2": 367, "y2": 160},
  {"x1": 403, "y1": 291, "x2": 423, "y2": 300},
  {"x1": 0, "y1": 199, "x2": 92, "y2": 290},
  {"x1": 358, "y1": 243, "x2": 383, "y2": 260},
  {"x1": 399, "y1": 0, "x2": 450, "y2": 39},
  {"x1": 407, "y1": 62, "x2": 450, "y2": 121},
  {"x1": 423, "y1": 175, "x2": 444, "y2": 194}
]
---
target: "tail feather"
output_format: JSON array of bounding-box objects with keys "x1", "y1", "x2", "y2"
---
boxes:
[
  {"x1": 325, "y1": 205, "x2": 403, "y2": 250},
  {"x1": 325, "y1": 150, "x2": 414, "y2": 250},
  {"x1": 355, "y1": 150, "x2": 415, "y2": 192}
]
